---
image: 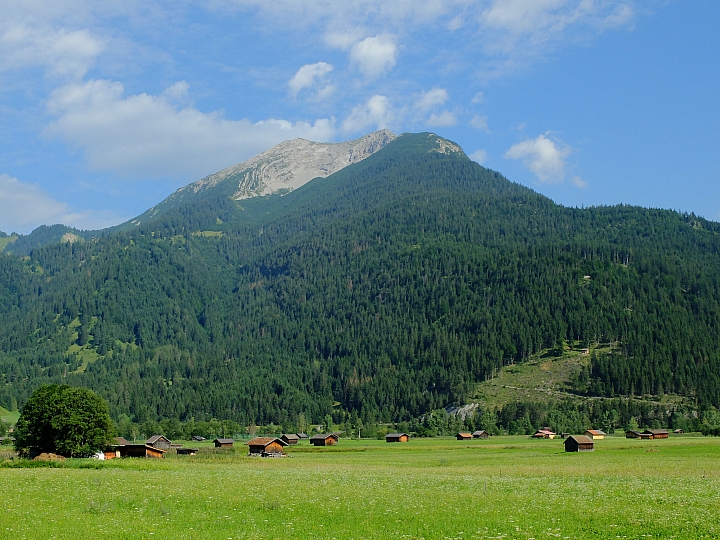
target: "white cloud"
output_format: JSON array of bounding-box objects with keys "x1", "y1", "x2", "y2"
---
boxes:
[
  {"x1": 505, "y1": 133, "x2": 571, "y2": 184},
  {"x1": 415, "y1": 87, "x2": 449, "y2": 112},
  {"x1": 288, "y1": 62, "x2": 334, "y2": 97},
  {"x1": 0, "y1": 173, "x2": 123, "y2": 233},
  {"x1": 0, "y1": 25, "x2": 104, "y2": 78},
  {"x1": 469, "y1": 149, "x2": 488, "y2": 164},
  {"x1": 571, "y1": 176, "x2": 588, "y2": 188},
  {"x1": 342, "y1": 95, "x2": 394, "y2": 133},
  {"x1": 44, "y1": 79, "x2": 337, "y2": 180},
  {"x1": 426, "y1": 111, "x2": 457, "y2": 127},
  {"x1": 471, "y1": 91, "x2": 484, "y2": 104},
  {"x1": 471, "y1": 114, "x2": 489, "y2": 131},
  {"x1": 350, "y1": 35, "x2": 398, "y2": 78}
]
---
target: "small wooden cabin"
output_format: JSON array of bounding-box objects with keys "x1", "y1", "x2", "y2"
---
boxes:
[
  {"x1": 246, "y1": 437, "x2": 288, "y2": 457},
  {"x1": 191, "y1": 436, "x2": 206, "y2": 441},
  {"x1": 532, "y1": 429, "x2": 556, "y2": 439},
  {"x1": 584, "y1": 429, "x2": 606, "y2": 440},
  {"x1": 565, "y1": 435, "x2": 594, "y2": 452},
  {"x1": 643, "y1": 429, "x2": 669, "y2": 439},
  {"x1": 213, "y1": 438, "x2": 234, "y2": 448},
  {"x1": 309, "y1": 433, "x2": 339, "y2": 446},
  {"x1": 673, "y1": 429, "x2": 684, "y2": 434},
  {"x1": 146, "y1": 435, "x2": 172, "y2": 449},
  {"x1": 114, "y1": 436, "x2": 130, "y2": 445},
  {"x1": 385, "y1": 433, "x2": 410, "y2": 443},
  {"x1": 472, "y1": 430, "x2": 489, "y2": 439},
  {"x1": 176, "y1": 448, "x2": 198, "y2": 456},
  {"x1": 118, "y1": 444, "x2": 166, "y2": 459},
  {"x1": 456, "y1": 432, "x2": 472, "y2": 440},
  {"x1": 626, "y1": 430, "x2": 652, "y2": 439},
  {"x1": 297, "y1": 433, "x2": 309, "y2": 440},
  {"x1": 281, "y1": 433, "x2": 300, "y2": 445}
]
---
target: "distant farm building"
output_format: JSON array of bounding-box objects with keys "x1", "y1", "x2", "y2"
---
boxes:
[
  {"x1": 213, "y1": 438, "x2": 234, "y2": 448},
  {"x1": 472, "y1": 430, "x2": 490, "y2": 439},
  {"x1": 246, "y1": 437, "x2": 288, "y2": 457},
  {"x1": 118, "y1": 444, "x2": 166, "y2": 458},
  {"x1": 643, "y1": 429, "x2": 669, "y2": 439},
  {"x1": 191, "y1": 436, "x2": 206, "y2": 441},
  {"x1": 673, "y1": 429, "x2": 684, "y2": 434},
  {"x1": 532, "y1": 429, "x2": 556, "y2": 439},
  {"x1": 310, "y1": 433, "x2": 339, "y2": 446},
  {"x1": 114, "y1": 436, "x2": 131, "y2": 445},
  {"x1": 626, "y1": 430, "x2": 652, "y2": 439},
  {"x1": 456, "y1": 432, "x2": 472, "y2": 440},
  {"x1": 564, "y1": 435, "x2": 594, "y2": 452},
  {"x1": 584, "y1": 429, "x2": 606, "y2": 440},
  {"x1": 385, "y1": 433, "x2": 410, "y2": 443},
  {"x1": 297, "y1": 433, "x2": 309, "y2": 440},
  {"x1": 146, "y1": 435, "x2": 172, "y2": 449},
  {"x1": 281, "y1": 433, "x2": 300, "y2": 445}
]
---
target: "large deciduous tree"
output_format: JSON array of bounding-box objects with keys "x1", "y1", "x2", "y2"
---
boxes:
[{"x1": 14, "y1": 384, "x2": 115, "y2": 458}]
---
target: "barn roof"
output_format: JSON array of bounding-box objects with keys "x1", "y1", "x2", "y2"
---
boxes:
[
  {"x1": 643, "y1": 429, "x2": 669, "y2": 435},
  {"x1": 297, "y1": 433, "x2": 309, "y2": 439},
  {"x1": 213, "y1": 438, "x2": 235, "y2": 444},
  {"x1": 567, "y1": 435, "x2": 594, "y2": 444},
  {"x1": 281, "y1": 433, "x2": 300, "y2": 440},
  {"x1": 310, "y1": 433, "x2": 338, "y2": 440},
  {"x1": 585, "y1": 429, "x2": 606, "y2": 435},
  {"x1": 146, "y1": 435, "x2": 170, "y2": 444},
  {"x1": 472, "y1": 430, "x2": 488, "y2": 435},
  {"x1": 246, "y1": 437, "x2": 288, "y2": 447},
  {"x1": 114, "y1": 436, "x2": 130, "y2": 445},
  {"x1": 385, "y1": 433, "x2": 409, "y2": 438}
]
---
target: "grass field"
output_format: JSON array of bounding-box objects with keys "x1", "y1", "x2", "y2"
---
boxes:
[{"x1": 1, "y1": 435, "x2": 718, "y2": 539}]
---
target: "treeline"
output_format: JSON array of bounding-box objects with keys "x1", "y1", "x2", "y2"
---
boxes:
[{"x1": 1, "y1": 133, "x2": 720, "y2": 425}]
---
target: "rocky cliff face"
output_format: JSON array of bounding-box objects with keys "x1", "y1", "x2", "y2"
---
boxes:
[{"x1": 134, "y1": 130, "x2": 397, "y2": 225}]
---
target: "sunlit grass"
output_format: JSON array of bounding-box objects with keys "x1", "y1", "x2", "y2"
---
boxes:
[{"x1": 1, "y1": 435, "x2": 718, "y2": 538}]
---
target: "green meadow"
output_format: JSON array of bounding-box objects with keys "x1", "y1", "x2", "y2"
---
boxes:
[{"x1": 1, "y1": 436, "x2": 719, "y2": 539}]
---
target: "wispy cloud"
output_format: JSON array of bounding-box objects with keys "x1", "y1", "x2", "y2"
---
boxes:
[
  {"x1": 44, "y1": 79, "x2": 337, "y2": 179},
  {"x1": 342, "y1": 95, "x2": 395, "y2": 133},
  {"x1": 350, "y1": 35, "x2": 398, "y2": 79},
  {"x1": 289, "y1": 62, "x2": 334, "y2": 98},
  {"x1": 505, "y1": 133, "x2": 575, "y2": 184}
]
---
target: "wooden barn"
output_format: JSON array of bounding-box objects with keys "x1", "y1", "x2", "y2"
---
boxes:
[
  {"x1": 643, "y1": 429, "x2": 669, "y2": 439},
  {"x1": 626, "y1": 430, "x2": 652, "y2": 439},
  {"x1": 472, "y1": 430, "x2": 490, "y2": 439},
  {"x1": 564, "y1": 435, "x2": 594, "y2": 452},
  {"x1": 176, "y1": 448, "x2": 198, "y2": 456},
  {"x1": 385, "y1": 433, "x2": 410, "y2": 443},
  {"x1": 309, "y1": 433, "x2": 339, "y2": 446},
  {"x1": 213, "y1": 438, "x2": 234, "y2": 448},
  {"x1": 281, "y1": 433, "x2": 300, "y2": 445},
  {"x1": 532, "y1": 429, "x2": 556, "y2": 439},
  {"x1": 673, "y1": 429, "x2": 684, "y2": 434},
  {"x1": 584, "y1": 429, "x2": 606, "y2": 440},
  {"x1": 246, "y1": 437, "x2": 288, "y2": 457},
  {"x1": 456, "y1": 432, "x2": 472, "y2": 440},
  {"x1": 114, "y1": 436, "x2": 130, "y2": 445},
  {"x1": 118, "y1": 444, "x2": 166, "y2": 459},
  {"x1": 146, "y1": 435, "x2": 172, "y2": 449},
  {"x1": 297, "y1": 433, "x2": 309, "y2": 440}
]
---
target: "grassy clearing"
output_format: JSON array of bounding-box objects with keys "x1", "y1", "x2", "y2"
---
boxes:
[
  {"x1": 1, "y1": 436, "x2": 718, "y2": 538},
  {"x1": 0, "y1": 234, "x2": 18, "y2": 252},
  {"x1": 0, "y1": 406, "x2": 19, "y2": 425}
]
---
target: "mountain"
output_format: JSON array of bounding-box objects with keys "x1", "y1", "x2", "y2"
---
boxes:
[
  {"x1": 1, "y1": 132, "x2": 719, "y2": 432},
  {"x1": 125, "y1": 129, "x2": 396, "y2": 228},
  {"x1": 1, "y1": 225, "x2": 90, "y2": 256}
]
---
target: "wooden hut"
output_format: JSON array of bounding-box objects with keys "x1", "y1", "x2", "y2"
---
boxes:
[
  {"x1": 309, "y1": 433, "x2": 339, "y2": 446},
  {"x1": 584, "y1": 429, "x2": 606, "y2": 440},
  {"x1": 246, "y1": 437, "x2": 288, "y2": 457},
  {"x1": 281, "y1": 433, "x2": 300, "y2": 445},
  {"x1": 297, "y1": 433, "x2": 309, "y2": 440},
  {"x1": 176, "y1": 448, "x2": 199, "y2": 456},
  {"x1": 385, "y1": 433, "x2": 410, "y2": 443},
  {"x1": 456, "y1": 432, "x2": 472, "y2": 440},
  {"x1": 564, "y1": 435, "x2": 594, "y2": 452},
  {"x1": 472, "y1": 430, "x2": 489, "y2": 439},
  {"x1": 673, "y1": 429, "x2": 684, "y2": 434},
  {"x1": 213, "y1": 438, "x2": 234, "y2": 448},
  {"x1": 532, "y1": 429, "x2": 556, "y2": 439},
  {"x1": 146, "y1": 435, "x2": 172, "y2": 449},
  {"x1": 191, "y1": 436, "x2": 206, "y2": 441},
  {"x1": 643, "y1": 429, "x2": 669, "y2": 439},
  {"x1": 625, "y1": 430, "x2": 652, "y2": 439},
  {"x1": 118, "y1": 444, "x2": 166, "y2": 459},
  {"x1": 114, "y1": 436, "x2": 130, "y2": 446}
]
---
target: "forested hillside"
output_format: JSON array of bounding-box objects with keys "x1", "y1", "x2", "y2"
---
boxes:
[{"x1": 1, "y1": 133, "x2": 719, "y2": 429}]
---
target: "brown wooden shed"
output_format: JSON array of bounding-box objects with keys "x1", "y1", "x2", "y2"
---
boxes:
[
  {"x1": 626, "y1": 430, "x2": 652, "y2": 439},
  {"x1": 385, "y1": 433, "x2": 410, "y2": 443},
  {"x1": 146, "y1": 435, "x2": 172, "y2": 449},
  {"x1": 309, "y1": 433, "x2": 339, "y2": 446},
  {"x1": 246, "y1": 437, "x2": 288, "y2": 456},
  {"x1": 532, "y1": 429, "x2": 556, "y2": 439},
  {"x1": 584, "y1": 429, "x2": 606, "y2": 440},
  {"x1": 213, "y1": 438, "x2": 234, "y2": 448},
  {"x1": 456, "y1": 432, "x2": 472, "y2": 440},
  {"x1": 281, "y1": 433, "x2": 300, "y2": 445},
  {"x1": 643, "y1": 429, "x2": 669, "y2": 439},
  {"x1": 564, "y1": 435, "x2": 594, "y2": 452},
  {"x1": 118, "y1": 444, "x2": 166, "y2": 458},
  {"x1": 472, "y1": 430, "x2": 490, "y2": 439},
  {"x1": 176, "y1": 448, "x2": 199, "y2": 456}
]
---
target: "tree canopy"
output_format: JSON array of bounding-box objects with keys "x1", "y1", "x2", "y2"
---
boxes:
[{"x1": 14, "y1": 384, "x2": 115, "y2": 457}]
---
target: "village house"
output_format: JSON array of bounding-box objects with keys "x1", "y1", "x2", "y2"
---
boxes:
[
  {"x1": 309, "y1": 433, "x2": 339, "y2": 446},
  {"x1": 246, "y1": 437, "x2": 288, "y2": 457},
  {"x1": 385, "y1": 433, "x2": 410, "y2": 443},
  {"x1": 564, "y1": 435, "x2": 594, "y2": 452}
]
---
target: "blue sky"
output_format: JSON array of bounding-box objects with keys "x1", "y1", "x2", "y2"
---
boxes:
[{"x1": 1, "y1": 0, "x2": 718, "y2": 234}]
